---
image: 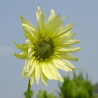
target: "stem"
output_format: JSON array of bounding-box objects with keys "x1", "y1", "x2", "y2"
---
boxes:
[{"x1": 26, "y1": 78, "x2": 31, "y2": 98}]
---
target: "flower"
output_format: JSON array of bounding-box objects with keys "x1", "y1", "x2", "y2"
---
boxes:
[{"x1": 14, "y1": 7, "x2": 81, "y2": 86}]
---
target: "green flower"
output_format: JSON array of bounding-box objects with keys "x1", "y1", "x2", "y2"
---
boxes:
[{"x1": 14, "y1": 7, "x2": 81, "y2": 86}]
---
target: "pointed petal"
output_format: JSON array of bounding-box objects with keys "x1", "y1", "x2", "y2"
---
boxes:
[
  {"x1": 23, "y1": 59, "x2": 32, "y2": 72},
  {"x1": 22, "y1": 24, "x2": 38, "y2": 42},
  {"x1": 57, "y1": 15, "x2": 65, "y2": 28},
  {"x1": 53, "y1": 23, "x2": 74, "y2": 41},
  {"x1": 51, "y1": 16, "x2": 65, "y2": 38},
  {"x1": 41, "y1": 69, "x2": 48, "y2": 86},
  {"x1": 27, "y1": 47, "x2": 34, "y2": 58},
  {"x1": 37, "y1": 12, "x2": 45, "y2": 33},
  {"x1": 54, "y1": 33, "x2": 77, "y2": 46},
  {"x1": 57, "y1": 47, "x2": 81, "y2": 53},
  {"x1": 30, "y1": 70, "x2": 35, "y2": 85},
  {"x1": 23, "y1": 59, "x2": 32, "y2": 78},
  {"x1": 47, "y1": 9, "x2": 55, "y2": 22},
  {"x1": 21, "y1": 22, "x2": 38, "y2": 41},
  {"x1": 45, "y1": 15, "x2": 61, "y2": 37},
  {"x1": 14, "y1": 41, "x2": 28, "y2": 51},
  {"x1": 57, "y1": 23, "x2": 74, "y2": 37},
  {"x1": 20, "y1": 15, "x2": 38, "y2": 42},
  {"x1": 28, "y1": 60, "x2": 36, "y2": 76},
  {"x1": 53, "y1": 59, "x2": 74, "y2": 71},
  {"x1": 58, "y1": 53, "x2": 79, "y2": 61},
  {"x1": 36, "y1": 6, "x2": 42, "y2": 21},
  {"x1": 64, "y1": 39, "x2": 80, "y2": 45},
  {"x1": 23, "y1": 59, "x2": 36, "y2": 78},
  {"x1": 35, "y1": 64, "x2": 40, "y2": 85},
  {"x1": 46, "y1": 15, "x2": 61, "y2": 32},
  {"x1": 62, "y1": 33, "x2": 77, "y2": 42},
  {"x1": 22, "y1": 26, "x2": 35, "y2": 42},
  {"x1": 22, "y1": 72, "x2": 29, "y2": 79},
  {"x1": 41, "y1": 63, "x2": 54, "y2": 80},
  {"x1": 14, "y1": 52, "x2": 27, "y2": 59},
  {"x1": 48, "y1": 63, "x2": 63, "y2": 82},
  {"x1": 64, "y1": 59, "x2": 76, "y2": 70},
  {"x1": 20, "y1": 15, "x2": 37, "y2": 31}
]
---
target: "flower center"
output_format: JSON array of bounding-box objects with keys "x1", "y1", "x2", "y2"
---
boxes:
[{"x1": 34, "y1": 37, "x2": 54, "y2": 62}]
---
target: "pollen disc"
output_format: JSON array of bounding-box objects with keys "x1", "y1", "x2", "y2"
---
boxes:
[{"x1": 34, "y1": 37, "x2": 54, "y2": 62}]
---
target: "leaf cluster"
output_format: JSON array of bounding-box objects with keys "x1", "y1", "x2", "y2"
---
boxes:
[
  {"x1": 37, "y1": 90, "x2": 56, "y2": 98},
  {"x1": 59, "y1": 71, "x2": 93, "y2": 98}
]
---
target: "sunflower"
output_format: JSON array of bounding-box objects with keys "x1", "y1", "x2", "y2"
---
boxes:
[{"x1": 14, "y1": 7, "x2": 81, "y2": 86}]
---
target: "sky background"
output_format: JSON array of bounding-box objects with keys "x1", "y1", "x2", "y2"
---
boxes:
[{"x1": 0, "y1": 0, "x2": 98, "y2": 98}]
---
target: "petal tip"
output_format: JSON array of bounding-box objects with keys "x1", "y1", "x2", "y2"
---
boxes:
[
  {"x1": 36, "y1": 81, "x2": 39, "y2": 85},
  {"x1": 51, "y1": 9, "x2": 55, "y2": 13},
  {"x1": 61, "y1": 78, "x2": 64, "y2": 82},
  {"x1": 14, "y1": 52, "x2": 16, "y2": 56},
  {"x1": 78, "y1": 47, "x2": 81, "y2": 51},
  {"x1": 14, "y1": 40, "x2": 16, "y2": 44},
  {"x1": 63, "y1": 15, "x2": 65, "y2": 20},
  {"x1": 73, "y1": 67, "x2": 76, "y2": 70},
  {"x1": 20, "y1": 15, "x2": 23, "y2": 18},
  {"x1": 20, "y1": 15, "x2": 24, "y2": 21},
  {"x1": 37, "y1": 6, "x2": 40, "y2": 10},
  {"x1": 44, "y1": 82, "x2": 48, "y2": 86}
]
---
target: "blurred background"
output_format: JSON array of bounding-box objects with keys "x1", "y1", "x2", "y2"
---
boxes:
[{"x1": 0, "y1": 0, "x2": 98, "y2": 98}]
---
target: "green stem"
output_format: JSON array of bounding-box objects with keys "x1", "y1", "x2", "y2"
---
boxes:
[{"x1": 26, "y1": 78, "x2": 31, "y2": 98}]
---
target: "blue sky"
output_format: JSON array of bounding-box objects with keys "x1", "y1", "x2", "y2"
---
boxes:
[{"x1": 0, "y1": 0, "x2": 98, "y2": 98}]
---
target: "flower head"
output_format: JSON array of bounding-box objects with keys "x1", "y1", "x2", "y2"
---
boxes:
[{"x1": 14, "y1": 7, "x2": 81, "y2": 86}]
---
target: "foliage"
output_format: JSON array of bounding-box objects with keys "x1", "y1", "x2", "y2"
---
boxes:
[
  {"x1": 37, "y1": 90, "x2": 56, "y2": 98},
  {"x1": 24, "y1": 90, "x2": 34, "y2": 98},
  {"x1": 58, "y1": 71, "x2": 93, "y2": 98}
]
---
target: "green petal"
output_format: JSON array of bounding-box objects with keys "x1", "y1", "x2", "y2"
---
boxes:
[
  {"x1": 36, "y1": 6, "x2": 43, "y2": 21},
  {"x1": 14, "y1": 52, "x2": 27, "y2": 59},
  {"x1": 47, "y1": 9, "x2": 55, "y2": 22},
  {"x1": 22, "y1": 25, "x2": 35, "y2": 42},
  {"x1": 55, "y1": 23, "x2": 74, "y2": 38},
  {"x1": 45, "y1": 15, "x2": 61, "y2": 37},
  {"x1": 59, "y1": 22, "x2": 74, "y2": 35},
  {"x1": 58, "y1": 47, "x2": 81, "y2": 53},
  {"x1": 64, "y1": 39, "x2": 80, "y2": 45},
  {"x1": 23, "y1": 59, "x2": 36, "y2": 78},
  {"x1": 64, "y1": 59, "x2": 76, "y2": 70},
  {"x1": 27, "y1": 48, "x2": 34, "y2": 58},
  {"x1": 59, "y1": 53, "x2": 79, "y2": 61},
  {"x1": 30, "y1": 70, "x2": 35, "y2": 85},
  {"x1": 14, "y1": 41, "x2": 28, "y2": 51},
  {"x1": 21, "y1": 15, "x2": 38, "y2": 41},
  {"x1": 63, "y1": 33, "x2": 77, "y2": 42},
  {"x1": 20, "y1": 15, "x2": 37, "y2": 31},
  {"x1": 22, "y1": 72, "x2": 29, "y2": 79},
  {"x1": 51, "y1": 16, "x2": 65, "y2": 38},
  {"x1": 55, "y1": 39, "x2": 80, "y2": 50},
  {"x1": 23, "y1": 59, "x2": 35, "y2": 79},
  {"x1": 23, "y1": 59, "x2": 32, "y2": 72},
  {"x1": 48, "y1": 63, "x2": 63, "y2": 82},
  {"x1": 53, "y1": 59, "x2": 73, "y2": 71},
  {"x1": 28, "y1": 60, "x2": 36, "y2": 76},
  {"x1": 46, "y1": 15, "x2": 61, "y2": 31},
  {"x1": 37, "y1": 12, "x2": 45, "y2": 33},
  {"x1": 35, "y1": 64, "x2": 40, "y2": 85},
  {"x1": 41, "y1": 69, "x2": 48, "y2": 86},
  {"x1": 54, "y1": 33, "x2": 77, "y2": 46},
  {"x1": 56, "y1": 15, "x2": 65, "y2": 29}
]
